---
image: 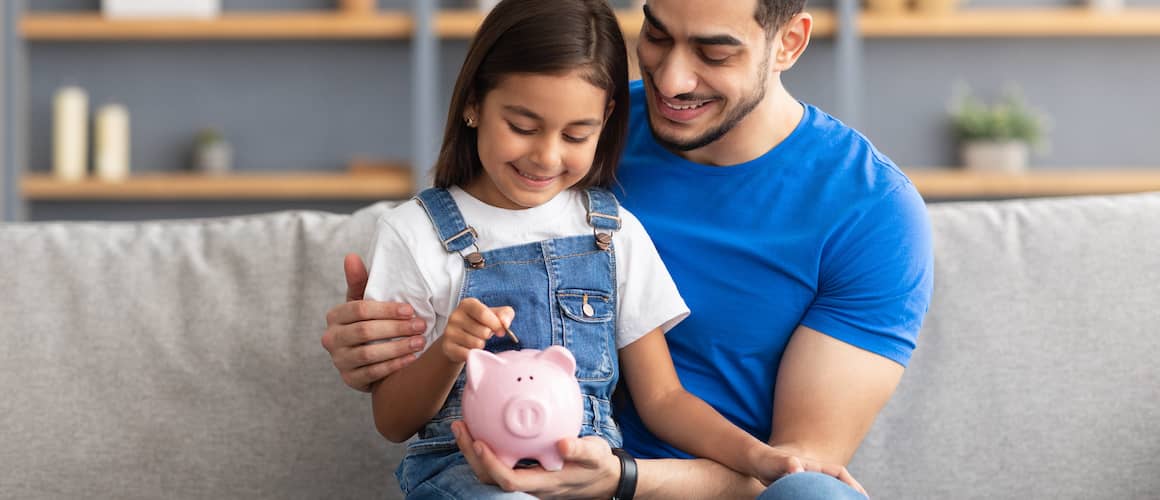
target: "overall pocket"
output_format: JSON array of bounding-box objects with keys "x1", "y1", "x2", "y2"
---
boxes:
[{"x1": 556, "y1": 289, "x2": 615, "y2": 382}]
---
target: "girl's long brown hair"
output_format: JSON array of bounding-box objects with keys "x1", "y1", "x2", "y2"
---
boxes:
[{"x1": 432, "y1": 0, "x2": 629, "y2": 190}]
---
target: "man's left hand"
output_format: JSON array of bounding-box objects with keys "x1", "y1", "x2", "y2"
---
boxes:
[{"x1": 451, "y1": 420, "x2": 621, "y2": 499}]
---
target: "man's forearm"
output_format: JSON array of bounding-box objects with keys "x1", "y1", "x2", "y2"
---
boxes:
[{"x1": 635, "y1": 457, "x2": 765, "y2": 500}]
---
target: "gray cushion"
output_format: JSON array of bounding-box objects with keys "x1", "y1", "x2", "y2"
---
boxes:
[
  {"x1": 0, "y1": 203, "x2": 404, "y2": 499},
  {"x1": 852, "y1": 192, "x2": 1160, "y2": 499}
]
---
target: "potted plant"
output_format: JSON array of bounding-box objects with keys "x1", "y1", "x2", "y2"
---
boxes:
[
  {"x1": 949, "y1": 85, "x2": 1048, "y2": 173},
  {"x1": 193, "y1": 128, "x2": 233, "y2": 175}
]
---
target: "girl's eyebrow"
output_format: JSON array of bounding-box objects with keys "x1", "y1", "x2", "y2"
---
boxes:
[{"x1": 502, "y1": 105, "x2": 601, "y2": 127}]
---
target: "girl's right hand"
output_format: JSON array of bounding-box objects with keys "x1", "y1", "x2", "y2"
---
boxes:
[
  {"x1": 442, "y1": 298, "x2": 515, "y2": 363},
  {"x1": 748, "y1": 444, "x2": 867, "y2": 497}
]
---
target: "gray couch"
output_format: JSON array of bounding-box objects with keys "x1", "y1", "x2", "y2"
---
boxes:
[{"x1": 3, "y1": 193, "x2": 1158, "y2": 499}]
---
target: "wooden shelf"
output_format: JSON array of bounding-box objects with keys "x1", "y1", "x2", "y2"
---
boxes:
[
  {"x1": 21, "y1": 9, "x2": 835, "y2": 41},
  {"x1": 21, "y1": 12, "x2": 415, "y2": 40},
  {"x1": 21, "y1": 172, "x2": 414, "y2": 200},
  {"x1": 860, "y1": 8, "x2": 1160, "y2": 38},
  {"x1": 906, "y1": 169, "x2": 1160, "y2": 199},
  {"x1": 435, "y1": 9, "x2": 834, "y2": 39}
]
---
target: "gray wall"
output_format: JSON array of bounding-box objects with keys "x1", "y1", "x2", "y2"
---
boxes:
[{"x1": 8, "y1": 0, "x2": 1160, "y2": 220}]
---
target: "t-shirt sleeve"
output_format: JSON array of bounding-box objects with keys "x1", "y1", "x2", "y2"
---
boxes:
[
  {"x1": 363, "y1": 214, "x2": 440, "y2": 347},
  {"x1": 613, "y1": 208, "x2": 690, "y2": 350},
  {"x1": 800, "y1": 182, "x2": 934, "y2": 367}
]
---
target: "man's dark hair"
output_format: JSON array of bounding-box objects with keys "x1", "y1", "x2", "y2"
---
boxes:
[{"x1": 755, "y1": 0, "x2": 807, "y2": 36}]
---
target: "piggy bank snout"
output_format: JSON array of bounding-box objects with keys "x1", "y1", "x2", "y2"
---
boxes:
[{"x1": 503, "y1": 398, "x2": 550, "y2": 438}]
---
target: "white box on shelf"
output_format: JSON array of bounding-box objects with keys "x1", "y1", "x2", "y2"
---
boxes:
[{"x1": 102, "y1": 0, "x2": 221, "y2": 19}]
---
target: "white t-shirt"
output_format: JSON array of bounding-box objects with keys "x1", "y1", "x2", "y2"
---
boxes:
[{"x1": 364, "y1": 186, "x2": 689, "y2": 353}]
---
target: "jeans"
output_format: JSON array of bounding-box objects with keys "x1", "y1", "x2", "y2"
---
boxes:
[{"x1": 757, "y1": 472, "x2": 869, "y2": 500}]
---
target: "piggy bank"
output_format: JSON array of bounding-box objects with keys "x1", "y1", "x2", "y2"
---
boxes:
[{"x1": 462, "y1": 346, "x2": 583, "y2": 471}]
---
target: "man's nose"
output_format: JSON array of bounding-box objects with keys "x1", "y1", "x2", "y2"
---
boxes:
[{"x1": 653, "y1": 50, "x2": 698, "y2": 99}]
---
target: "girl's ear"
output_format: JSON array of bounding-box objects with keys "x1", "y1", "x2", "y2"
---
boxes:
[{"x1": 464, "y1": 95, "x2": 481, "y2": 127}]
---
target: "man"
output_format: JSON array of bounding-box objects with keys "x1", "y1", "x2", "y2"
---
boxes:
[{"x1": 322, "y1": 0, "x2": 932, "y2": 498}]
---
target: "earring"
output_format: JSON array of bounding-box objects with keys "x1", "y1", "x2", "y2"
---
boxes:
[{"x1": 465, "y1": 115, "x2": 477, "y2": 127}]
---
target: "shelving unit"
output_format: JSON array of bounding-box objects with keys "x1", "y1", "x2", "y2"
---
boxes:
[
  {"x1": 904, "y1": 169, "x2": 1160, "y2": 199},
  {"x1": 6, "y1": 2, "x2": 1160, "y2": 219},
  {"x1": 21, "y1": 168, "x2": 1160, "y2": 201},
  {"x1": 859, "y1": 7, "x2": 1160, "y2": 38},
  {"x1": 21, "y1": 171, "x2": 412, "y2": 200},
  {"x1": 20, "y1": 12, "x2": 415, "y2": 40},
  {"x1": 19, "y1": 9, "x2": 840, "y2": 41}
]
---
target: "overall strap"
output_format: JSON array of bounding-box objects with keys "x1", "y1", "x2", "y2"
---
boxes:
[
  {"x1": 415, "y1": 188, "x2": 478, "y2": 253},
  {"x1": 584, "y1": 187, "x2": 622, "y2": 231},
  {"x1": 585, "y1": 188, "x2": 621, "y2": 251}
]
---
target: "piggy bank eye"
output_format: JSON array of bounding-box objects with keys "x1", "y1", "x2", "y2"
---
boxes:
[
  {"x1": 517, "y1": 377, "x2": 522, "y2": 382},
  {"x1": 529, "y1": 376, "x2": 535, "y2": 380}
]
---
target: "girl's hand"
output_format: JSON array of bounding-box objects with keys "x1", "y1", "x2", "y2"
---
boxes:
[
  {"x1": 748, "y1": 444, "x2": 867, "y2": 497},
  {"x1": 441, "y1": 298, "x2": 515, "y2": 363}
]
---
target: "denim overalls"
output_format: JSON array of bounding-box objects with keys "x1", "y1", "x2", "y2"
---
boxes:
[{"x1": 395, "y1": 187, "x2": 624, "y2": 498}]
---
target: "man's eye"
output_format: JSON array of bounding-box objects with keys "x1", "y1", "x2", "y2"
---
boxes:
[
  {"x1": 701, "y1": 51, "x2": 731, "y2": 64},
  {"x1": 643, "y1": 29, "x2": 668, "y2": 43},
  {"x1": 508, "y1": 123, "x2": 536, "y2": 135}
]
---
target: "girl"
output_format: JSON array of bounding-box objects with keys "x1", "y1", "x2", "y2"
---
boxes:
[{"x1": 365, "y1": 0, "x2": 789, "y2": 497}]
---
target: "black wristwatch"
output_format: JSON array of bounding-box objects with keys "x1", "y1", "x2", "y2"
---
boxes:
[{"x1": 610, "y1": 448, "x2": 637, "y2": 500}]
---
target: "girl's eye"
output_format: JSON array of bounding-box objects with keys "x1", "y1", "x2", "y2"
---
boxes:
[
  {"x1": 564, "y1": 134, "x2": 591, "y2": 144},
  {"x1": 508, "y1": 122, "x2": 536, "y2": 135}
]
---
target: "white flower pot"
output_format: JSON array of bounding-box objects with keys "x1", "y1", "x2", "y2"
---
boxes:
[
  {"x1": 961, "y1": 140, "x2": 1030, "y2": 173},
  {"x1": 102, "y1": 0, "x2": 220, "y2": 19},
  {"x1": 194, "y1": 141, "x2": 233, "y2": 175}
]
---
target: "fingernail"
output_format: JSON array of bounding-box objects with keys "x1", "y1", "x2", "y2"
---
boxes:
[
  {"x1": 411, "y1": 319, "x2": 425, "y2": 333},
  {"x1": 474, "y1": 443, "x2": 484, "y2": 455},
  {"x1": 451, "y1": 424, "x2": 460, "y2": 439},
  {"x1": 398, "y1": 304, "x2": 414, "y2": 317},
  {"x1": 410, "y1": 337, "x2": 425, "y2": 350}
]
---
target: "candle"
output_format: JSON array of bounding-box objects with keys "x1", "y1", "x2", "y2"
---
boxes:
[
  {"x1": 95, "y1": 104, "x2": 130, "y2": 182},
  {"x1": 52, "y1": 86, "x2": 88, "y2": 182}
]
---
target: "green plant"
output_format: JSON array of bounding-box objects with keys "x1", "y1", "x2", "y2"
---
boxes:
[
  {"x1": 196, "y1": 127, "x2": 224, "y2": 146},
  {"x1": 949, "y1": 84, "x2": 1048, "y2": 148}
]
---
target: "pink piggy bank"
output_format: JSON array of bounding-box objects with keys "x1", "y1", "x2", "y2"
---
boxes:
[{"x1": 462, "y1": 346, "x2": 583, "y2": 471}]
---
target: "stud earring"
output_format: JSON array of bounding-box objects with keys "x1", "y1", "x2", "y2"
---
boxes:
[{"x1": 465, "y1": 115, "x2": 477, "y2": 127}]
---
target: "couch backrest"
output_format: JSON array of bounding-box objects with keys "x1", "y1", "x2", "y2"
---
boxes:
[
  {"x1": 0, "y1": 203, "x2": 404, "y2": 500},
  {"x1": 4, "y1": 193, "x2": 1159, "y2": 499},
  {"x1": 851, "y1": 192, "x2": 1160, "y2": 499}
]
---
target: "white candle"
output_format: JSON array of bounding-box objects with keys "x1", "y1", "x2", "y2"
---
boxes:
[
  {"x1": 95, "y1": 104, "x2": 130, "y2": 182},
  {"x1": 53, "y1": 86, "x2": 88, "y2": 182}
]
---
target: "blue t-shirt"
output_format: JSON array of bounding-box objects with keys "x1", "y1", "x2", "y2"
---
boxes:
[{"x1": 613, "y1": 80, "x2": 934, "y2": 459}]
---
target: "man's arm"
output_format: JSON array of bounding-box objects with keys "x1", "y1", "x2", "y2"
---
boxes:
[
  {"x1": 769, "y1": 325, "x2": 905, "y2": 465},
  {"x1": 321, "y1": 253, "x2": 428, "y2": 392},
  {"x1": 451, "y1": 421, "x2": 767, "y2": 500}
]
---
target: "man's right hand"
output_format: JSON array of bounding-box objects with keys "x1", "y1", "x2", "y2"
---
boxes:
[{"x1": 321, "y1": 253, "x2": 428, "y2": 392}]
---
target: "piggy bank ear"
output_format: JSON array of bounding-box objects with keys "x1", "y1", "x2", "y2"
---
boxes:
[
  {"x1": 466, "y1": 349, "x2": 506, "y2": 392},
  {"x1": 538, "y1": 346, "x2": 577, "y2": 377}
]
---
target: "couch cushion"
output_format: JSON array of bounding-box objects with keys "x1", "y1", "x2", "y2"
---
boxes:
[
  {"x1": 851, "y1": 192, "x2": 1160, "y2": 499},
  {"x1": 0, "y1": 203, "x2": 402, "y2": 500}
]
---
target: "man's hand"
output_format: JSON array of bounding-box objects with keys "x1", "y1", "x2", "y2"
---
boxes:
[
  {"x1": 321, "y1": 253, "x2": 428, "y2": 392},
  {"x1": 451, "y1": 421, "x2": 620, "y2": 499}
]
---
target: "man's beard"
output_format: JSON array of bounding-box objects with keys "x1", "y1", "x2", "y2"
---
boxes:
[{"x1": 645, "y1": 55, "x2": 770, "y2": 153}]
